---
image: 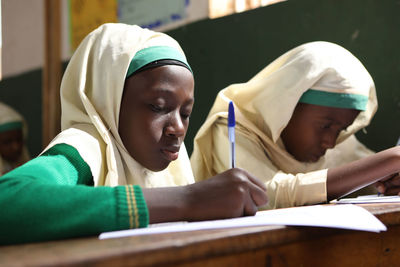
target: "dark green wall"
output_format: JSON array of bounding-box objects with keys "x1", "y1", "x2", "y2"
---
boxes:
[
  {"x1": 1, "y1": 0, "x2": 399, "y2": 157},
  {"x1": 167, "y1": 0, "x2": 400, "y2": 154}
]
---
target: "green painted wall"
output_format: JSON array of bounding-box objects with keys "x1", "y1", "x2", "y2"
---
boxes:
[
  {"x1": 0, "y1": 0, "x2": 399, "y2": 158},
  {"x1": 167, "y1": 0, "x2": 400, "y2": 154}
]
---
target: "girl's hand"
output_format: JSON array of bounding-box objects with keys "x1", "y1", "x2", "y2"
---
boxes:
[
  {"x1": 183, "y1": 168, "x2": 268, "y2": 221},
  {"x1": 375, "y1": 173, "x2": 400, "y2": 195},
  {"x1": 142, "y1": 168, "x2": 268, "y2": 224}
]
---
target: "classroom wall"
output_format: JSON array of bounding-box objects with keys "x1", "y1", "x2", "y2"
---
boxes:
[
  {"x1": 167, "y1": 0, "x2": 400, "y2": 154},
  {"x1": 0, "y1": 0, "x2": 68, "y2": 157},
  {"x1": 1, "y1": 0, "x2": 399, "y2": 157},
  {"x1": 1, "y1": 0, "x2": 207, "y2": 78},
  {"x1": 0, "y1": 0, "x2": 207, "y2": 157},
  {"x1": 1, "y1": 0, "x2": 71, "y2": 77}
]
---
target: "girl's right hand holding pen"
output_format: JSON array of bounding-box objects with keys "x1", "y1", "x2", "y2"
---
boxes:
[
  {"x1": 142, "y1": 168, "x2": 268, "y2": 224},
  {"x1": 185, "y1": 168, "x2": 268, "y2": 220}
]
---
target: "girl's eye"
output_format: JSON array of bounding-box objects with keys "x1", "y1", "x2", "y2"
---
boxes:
[
  {"x1": 150, "y1": 104, "x2": 163, "y2": 112},
  {"x1": 181, "y1": 107, "x2": 193, "y2": 121},
  {"x1": 320, "y1": 123, "x2": 332, "y2": 130},
  {"x1": 336, "y1": 127, "x2": 347, "y2": 136},
  {"x1": 181, "y1": 113, "x2": 191, "y2": 120}
]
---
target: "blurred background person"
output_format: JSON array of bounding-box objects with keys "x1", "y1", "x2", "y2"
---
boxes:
[{"x1": 0, "y1": 102, "x2": 30, "y2": 175}]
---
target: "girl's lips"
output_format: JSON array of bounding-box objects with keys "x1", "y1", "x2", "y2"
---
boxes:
[
  {"x1": 310, "y1": 151, "x2": 325, "y2": 162},
  {"x1": 309, "y1": 155, "x2": 319, "y2": 162},
  {"x1": 161, "y1": 149, "x2": 179, "y2": 161}
]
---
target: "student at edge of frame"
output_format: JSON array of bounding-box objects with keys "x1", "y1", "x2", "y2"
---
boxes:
[
  {"x1": 0, "y1": 23, "x2": 268, "y2": 245},
  {"x1": 0, "y1": 102, "x2": 30, "y2": 175},
  {"x1": 190, "y1": 41, "x2": 400, "y2": 210}
]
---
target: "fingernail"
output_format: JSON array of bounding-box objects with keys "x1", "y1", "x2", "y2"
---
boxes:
[{"x1": 377, "y1": 185, "x2": 384, "y2": 193}]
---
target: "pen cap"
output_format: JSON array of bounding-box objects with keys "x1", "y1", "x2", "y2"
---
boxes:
[{"x1": 228, "y1": 101, "x2": 236, "y2": 127}]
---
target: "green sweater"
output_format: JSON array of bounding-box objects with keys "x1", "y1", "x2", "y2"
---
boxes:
[{"x1": 0, "y1": 143, "x2": 149, "y2": 245}]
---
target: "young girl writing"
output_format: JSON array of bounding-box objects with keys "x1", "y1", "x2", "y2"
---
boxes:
[
  {"x1": 191, "y1": 41, "x2": 400, "y2": 209},
  {"x1": 0, "y1": 23, "x2": 267, "y2": 245}
]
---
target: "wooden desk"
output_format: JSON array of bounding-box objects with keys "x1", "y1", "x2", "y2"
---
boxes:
[{"x1": 1, "y1": 203, "x2": 400, "y2": 266}]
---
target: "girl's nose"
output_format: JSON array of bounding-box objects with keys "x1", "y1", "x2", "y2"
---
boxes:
[
  {"x1": 164, "y1": 112, "x2": 185, "y2": 137},
  {"x1": 321, "y1": 132, "x2": 337, "y2": 150}
]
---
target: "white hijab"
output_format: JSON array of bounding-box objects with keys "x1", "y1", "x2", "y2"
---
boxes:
[{"x1": 46, "y1": 23, "x2": 194, "y2": 187}]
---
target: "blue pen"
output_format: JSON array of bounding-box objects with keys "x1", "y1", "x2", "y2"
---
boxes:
[{"x1": 228, "y1": 101, "x2": 236, "y2": 168}]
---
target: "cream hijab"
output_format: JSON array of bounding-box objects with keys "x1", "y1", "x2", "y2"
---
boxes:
[
  {"x1": 191, "y1": 41, "x2": 377, "y2": 179},
  {"x1": 47, "y1": 23, "x2": 194, "y2": 187},
  {"x1": 0, "y1": 102, "x2": 30, "y2": 175}
]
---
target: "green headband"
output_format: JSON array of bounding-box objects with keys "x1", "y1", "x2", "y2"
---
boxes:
[
  {"x1": 126, "y1": 46, "x2": 192, "y2": 78},
  {"x1": 298, "y1": 89, "x2": 368, "y2": 111},
  {"x1": 0, "y1": 121, "x2": 23, "y2": 133}
]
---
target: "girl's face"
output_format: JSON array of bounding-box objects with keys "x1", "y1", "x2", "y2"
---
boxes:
[
  {"x1": 0, "y1": 128, "x2": 23, "y2": 162},
  {"x1": 281, "y1": 103, "x2": 360, "y2": 163},
  {"x1": 118, "y1": 65, "x2": 194, "y2": 171}
]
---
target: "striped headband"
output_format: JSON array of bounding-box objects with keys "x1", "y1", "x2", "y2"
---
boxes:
[
  {"x1": 126, "y1": 46, "x2": 192, "y2": 78},
  {"x1": 0, "y1": 121, "x2": 23, "y2": 133},
  {"x1": 298, "y1": 89, "x2": 368, "y2": 111}
]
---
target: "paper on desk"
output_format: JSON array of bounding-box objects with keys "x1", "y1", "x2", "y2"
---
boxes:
[
  {"x1": 331, "y1": 194, "x2": 400, "y2": 204},
  {"x1": 99, "y1": 204, "x2": 386, "y2": 240}
]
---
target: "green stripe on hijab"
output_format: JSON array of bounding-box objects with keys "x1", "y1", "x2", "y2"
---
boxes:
[
  {"x1": 298, "y1": 89, "x2": 368, "y2": 111},
  {"x1": 126, "y1": 46, "x2": 192, "y2": 78},
  {"x1": 0, "y1": 121, "x2": 23, "y2": 133}
]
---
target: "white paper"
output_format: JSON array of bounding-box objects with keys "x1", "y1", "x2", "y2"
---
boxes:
[
  {"x1": 331, "y1": 194, "x2": 400, "y2": 204},
  {"x1": 99, "y1": 204, "x2": 386, "y2": 240}
]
